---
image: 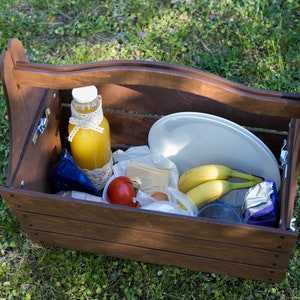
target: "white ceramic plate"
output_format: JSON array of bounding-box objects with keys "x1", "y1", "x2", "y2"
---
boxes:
[
  {"x1": 196, "y1": 112, "x2": 278, "y2": 166},
  {"x1": 148, "y1": 112, "x2": 281, "y2": 189}
]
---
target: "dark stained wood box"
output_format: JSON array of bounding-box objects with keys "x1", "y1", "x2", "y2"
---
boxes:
[{"x1": 1, "y1": 39, "x2": 299, "y2": 283}]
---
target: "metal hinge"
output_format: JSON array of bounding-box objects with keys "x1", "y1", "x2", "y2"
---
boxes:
[{"x1": 32, "y1": 108, "x2": 51, "y2": 144}]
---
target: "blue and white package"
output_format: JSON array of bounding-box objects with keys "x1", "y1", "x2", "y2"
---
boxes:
[
  {"x1": 243, "y1": 180, "x2": 278, "y2": 227},
  {"x1": 49, "y1": 149, "x2": 101, "y2": 196}
]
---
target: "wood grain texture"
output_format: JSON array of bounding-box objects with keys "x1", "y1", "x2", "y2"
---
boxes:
[
  {"x1": 26, "y1": 229, "x2": 285, "y2": 283},
  {"x1": 5, "y1": 38, "x2": 299, "y2": 121},
  {"x1": 0, "y1": 50, "x2": 45, "y2": 184},
  {"x1": 1, "y1": 189, "x2": 296, "y2": 252},
  {"x1": 13, "y1": 63, "x2": 300, "y2": 119},
  {"x1": 0, "y1": 40, "x2": 55, "y2": 187},
  {"x1": 58, "y1": 84, "x2": 292, "y2": 130},
  {"x1": 14, "y1": 210, "x2": 291, "y2": 269},
  {"x1": 7, "y1": 90, "x2": 62, "y2": 191}
]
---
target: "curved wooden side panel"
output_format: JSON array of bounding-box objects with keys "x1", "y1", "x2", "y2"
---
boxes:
[
  {"x1": 13, "y1": 64, "x2": 300, "y2": 119},
  {"x1": 0, "y1": 41, "x2": 47, "y2": 184}
]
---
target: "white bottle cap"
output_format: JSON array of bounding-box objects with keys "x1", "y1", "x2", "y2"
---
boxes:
[{"x1": 72, "y1": 85, "x2": 98, "y2": 103}]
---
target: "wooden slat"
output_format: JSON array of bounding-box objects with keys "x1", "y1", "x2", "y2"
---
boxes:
[
  {"x1": 1, "y1": 189, "x2": 296, "y2": 252},
  {"x1": 59, "y1": 85, "x2": 291, "y2": 132},
  {"x1": 99, "y1": 84, "x2": 291, "y2": 131},
  {"x1": 105, "y1": 112, "x2": 288, "y2": 161},
  {"x1": 26, "y1": 229, "x2": 285, "y2": 283},
  {"x1": 14, "y1": 211, "x2": 290, "y2": 269},
  {"x1": 61, "y1": 107, "x2": 286, "y2": 160},
  {"x1": 59, "y1": 86, "x2": 289, "y2": 150}
]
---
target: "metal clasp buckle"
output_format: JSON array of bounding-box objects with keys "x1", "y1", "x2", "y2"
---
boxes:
[
  {"x1": 280, "y1": 139, "x2": 288, "y2": 178},
  {"x1": 32, "y1": 108, "x2": 51, "y2": 144}
]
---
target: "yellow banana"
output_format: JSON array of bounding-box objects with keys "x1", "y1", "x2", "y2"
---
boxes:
[
  {"x1": 178, "y1": 164, "x2": 263, "y2": 193},
  {"x1": 186, "y1": 179, "x2": 262, "y2": 210}
]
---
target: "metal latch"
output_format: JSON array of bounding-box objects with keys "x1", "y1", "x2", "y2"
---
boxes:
[
  {"x1": 280, "y1": 139, "x2": 288, "y2": 178},
  {"x1": 290, "y1": 217, "x2": 296, "y2": 231},
  {"x1": 32, "y1": 108, "x2": 51, "y2": 144}
]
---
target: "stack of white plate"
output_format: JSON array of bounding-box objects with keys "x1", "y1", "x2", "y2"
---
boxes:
[{"x1": 148, "y1": 112, "x2": 281, "y2": 191}]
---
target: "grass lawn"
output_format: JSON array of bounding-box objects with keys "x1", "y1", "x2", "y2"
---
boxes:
[{"x1": 0, "y1": 0, "x2": 299, "y2": 299}]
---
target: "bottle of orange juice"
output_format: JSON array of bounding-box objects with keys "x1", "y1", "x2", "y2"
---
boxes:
[{"x1": 68, "y1": 85, "x2": 112, "y2": 190}]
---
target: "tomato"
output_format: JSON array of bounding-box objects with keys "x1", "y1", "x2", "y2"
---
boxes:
[{"x1": 107, "y1": 176, "x2": 139, "y2": 207}]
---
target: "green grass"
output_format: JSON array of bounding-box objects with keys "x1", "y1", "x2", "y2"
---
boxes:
[{"x1": 0, "y1": 0, "x2": 300, "y2": 299}]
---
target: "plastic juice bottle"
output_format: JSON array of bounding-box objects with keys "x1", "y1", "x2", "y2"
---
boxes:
[{"x1": 68, "y1": 85, "x2": 111, "y2": 171}]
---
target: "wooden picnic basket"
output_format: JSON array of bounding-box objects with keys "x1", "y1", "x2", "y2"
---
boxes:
[{"x1": 1, "y1": 38, "x2": 299, "y2": 283}]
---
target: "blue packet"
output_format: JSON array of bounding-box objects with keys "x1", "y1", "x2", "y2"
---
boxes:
[
  {"x1": 243, "y1": 180, "x2": 278, "y2": 227},
  {"x1": 49, "y1": 149, "x2": 101, "y2": 196}
]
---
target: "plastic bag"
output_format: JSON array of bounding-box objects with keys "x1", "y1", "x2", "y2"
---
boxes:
[
  {"x1": 242, "y1": 180, "x2": 278, "y2": 227},
  {"x1": 104, "y1": 146, "x2": 197, "y2": 216},
  {"x1": 49, "y1": 149, "x2": 101, "y2": 196},
  {"x1": 112, "y1": 145, "x2": 178, "y2": 189},
  {"x1": 134, "y1": 187, "x2": 197, "y2": 216}
]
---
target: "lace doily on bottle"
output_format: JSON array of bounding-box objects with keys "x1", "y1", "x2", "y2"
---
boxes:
[
  {"x1": 81, "y1": 153, "x2": 113, "y2": 191},
  {"x1": 68, "y1": 104, "x2": 104, "y2": 142}
]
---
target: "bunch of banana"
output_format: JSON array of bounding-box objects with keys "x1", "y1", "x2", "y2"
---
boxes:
[{"x1": 178, "y1": 164, "x2": 263, "y2": 210}]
